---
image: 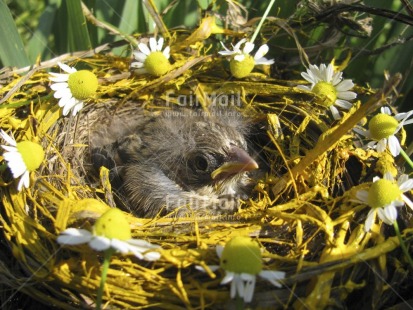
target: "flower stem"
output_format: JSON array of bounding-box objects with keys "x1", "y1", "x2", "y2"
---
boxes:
[
  {"x1": 400, "y1": 149, "x2": 413, "y2": 170},
  {"x1": 393, "y1": 221, "x2": 413, "y2": 270},
  {"x1": 235, "y1": 296, "x2": 244, "y2": 310},
  {"x1": 0, "y1": 93, "x2": 54, "y2": 109},
  {"x1": 96, "y1": 249, "x2": 114, "y2": 310},
  {"x1": 250, "y1": 0, "x2": 276, "y2": 44}
]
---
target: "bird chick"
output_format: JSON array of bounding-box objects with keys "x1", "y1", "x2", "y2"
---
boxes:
[{"x1": 90, "y1": 108, "x2": 258, "y2": 218}]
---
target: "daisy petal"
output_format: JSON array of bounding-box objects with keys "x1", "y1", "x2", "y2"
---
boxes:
[
  {"x1": 399, "y1": 179, "x2": 413, "y2": 192},
  {"x1": 376, "y1": 139, "x2": 387, "y2": 153},
  {"x1": 162, "y1": 45, "x2": 170, "y2": 59},
  {"x1": 130, "y1": 61, "x2": 144, "y2": 69},
  {"x1": 58, "y1": 62, "x2": 77, "y2": 74},
  {"x1": 296, "y1": 85, "x2": 312, "y2": 91},
  {"x1": 329, "y1": 105, "x2": 341, "y2": 120},
  {"x1": 234, "y1": 54, "x2": 246, "y2": 62},
  {"x1": 50, "y1": 82, "x2": 69, "y2": 91},
  {"x1": 19, "y1": 170, "x2": 30, "y2": 190},
  {"x1": 259, "y1": 270, "x2": 285, "y2": 287},
  {"x1": 234, "y1": 275, "x2": 245, "y2": 300},
  {"x1": 364, "y1": 209, "x2": 376, "y2": 232},
  {"x1": 196, "y1": 265, "x2": 220, "y2": 273},
  {"x1": 111, "y1": 239, "x2": 131, "y2": 254},
  {"x1": 216, "y1": 245, "x2": 224, "y2": 258},
  {"x1": 242, "y1": 274, "x2": 256, "y2": 302},
  {"x1": 335, "y1": 79, "x2": 355, "y2": 92},
  {"x1": 255, "y1": 57, "x2": 274, "y2": 65},
  {"x1": 243, "y1": 42, "x2": 255, "y2": 55},
  {"x1": 233, "y1": 39, "x2": 247, "y2": 50},
  {"x1": 337, "y1": 90, "x2": 357, "y2": 101},
  {"x1": 402, "y1": 194, "x2": 413, "y2": 211},
  {"x1": 356, "y1": 190, "x2": 369, "y2": 203},
  {"x1": 149, "y1": 37, "x2": 157, "y2": 52},
  {"x1": 0, "y1": 130, "x2": 17, "y2": 146},
  {"x1": 54, "y1": 87, "x2": 72, "y2": 100},
  {"x1": 383, "y1": 172, "x2": 394, "y2": 181},
  {"x1": 254, "y1": 44, "x2": 269, "y2": 59},
  {"x1": 335, "y1": 99, "x2": 353, "y2": 109},
  {"x1": 49, "y1": 73, "x2": 69, "y2": 83},
  {"x1": 71, "y1": 102, "x2": 84, "y2": 116},
  {"x1": 219, "y1": 41, "x2": 232, "y2": 53},
  {"x1": 138, "y1": 42, "x2": 151, "y2": 55},
  {"x1": 378, "y1": 205, "x2": 397, "y2": 225},
  {"x1": 325, "y1": 64, "x2": 334, "y2": 82},
  {"x1": 61, "y1": 98, "x2": 78, "y2": 116},
  {"x1": 57, "y1": 228, "x2": 93, "y2": 245},
  {"x1": 17, "y1": 175, "x2": 26, "y2": 191},
  {"x1": 381, "y1": 107, "x2": 391, "y2": 115},
  {"x1": 143, "y1": 251, "x2": 162, "y2": 261},
  {"x1": 1, "y1": 145, "x2": 18, "y2": 153},
  {"x1": 89, "y1": 236, "x2": 111, "y2": 251},
  {"x1": 157, "y1": 37, "x2": 164, "y2": 50},
  {"x1": 301, "y1": 72, "x2": 317, "y2": 84},
  {"x1": 133, "y1": 51, "x2": 147, "y2": 62},
  {"x1": 398, "y1": 174, "x2": 409, "y2": 186},
  {"x1": 221, "y1": 271, "x2": 235, "y2": 285},
  {"x1": 388, "y1": 135, "x2": 401, "y2": 156},
  {"x1": 331, "y1": 71, "x2": 343, "y2": 85}
]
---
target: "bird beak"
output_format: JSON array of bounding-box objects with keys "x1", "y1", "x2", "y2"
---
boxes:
[{"x1": 211, "y1": 146, "x2": 259, "y2": 180}]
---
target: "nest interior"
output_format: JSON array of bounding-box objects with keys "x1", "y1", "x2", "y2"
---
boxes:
[{"x1": 0, "y1": 29, "x2": 413, "y2": 309}]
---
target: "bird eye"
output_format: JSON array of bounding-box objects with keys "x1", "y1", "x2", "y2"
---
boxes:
[{"x1": 193, "y1": 154, "x2": 210, "y2": 172}]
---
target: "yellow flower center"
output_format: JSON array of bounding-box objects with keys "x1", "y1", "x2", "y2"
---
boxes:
[
  {"x1": 367, "y1": 179, "x2": 402, "y2": 209},
  {"x1": 220, "y1": 236, "x2": 262, "y2": 275},
  {"x1": 229, "y1": 54, "x2": 255, "y2": 79},
  {"x1": 93, "y1": 208, "x2": 131, "y2": 240},
  {"x1": 16, "y1": 141, "x2": 45, "y2": 171},
  {"x1": 312, "y1": 81, "x2": 337, "y2": 107},
  {"x1": 368, "y1": 114, "x2": 398, "y2": 140},
  {"x1": 144, "y1": 51, "x2": 171, "y2": 76},
  {"x1": 67, "y1": 70, "x2": 98, "y2": 100}
]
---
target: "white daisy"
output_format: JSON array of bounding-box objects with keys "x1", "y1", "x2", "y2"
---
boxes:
[
  {"x1": 297, "y1": 63, "x2": 357, "y2": 119},
  {"x1": 219, "y1": 38, "x2": 274, "y2": 65},
  {"x1": 354, "y1": 107, "x2": 413, "y2": 157},
  {"x1": 0, "y1": 130, "x2": 44, "y2": 191},
  {"x1": 218, "y1": 39, "x2": 274, "y2": 78},
  {"x1": 196, "y1": 236, "x2": 285, "y2": 303},
  {"x1": 356, "y1": 172, "x2": 413, "y2": 232},
  {"x1": 57, "y1": 208, "x2": 161, "y2": 261},
  {"x1": 131, "y1": 37, "x2": 171, "y2": 76},
  {"x1": 49, "y1": 62, "x2": 98, "y2": 116}
]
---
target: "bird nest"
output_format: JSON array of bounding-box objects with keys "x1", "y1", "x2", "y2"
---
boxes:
[{"x1": 1, "y1": 31, "x2": 412, "y2": 309}]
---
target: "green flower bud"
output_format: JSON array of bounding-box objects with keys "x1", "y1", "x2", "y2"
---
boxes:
[
  {"x1": 144, "y1": 51, "x2": 171, "y2": 76},
  {"x1": 229, "y1": 55, "x2": 255, "y2": 79},
  {"x1": 16, "y1": 141, "x2": 44, "y2": 171},
  {"x1": 368, "y1": 114, "x2": 398, "y2": 141},
  {"x1": 367, "y1": 179, "x2": 402, "y2": 209},
  {"x1": 220, "y1": 236, "x2": 262, "y2": 275},
  {"x1": 67, "y1": 70, "x2": 98, "y2": 100},
  {"x1": 312, "y1": 81, "x2": 337, "y2": 107},
  {"x1": 93, "y1": 208, "x2": 131, "y2": 240}
]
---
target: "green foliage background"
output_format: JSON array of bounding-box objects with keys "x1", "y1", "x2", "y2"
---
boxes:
[
  {"x1": 2, "y1": 0, "x2": 413, "y2": 112},
  {"x1": 1, "y1": 1, "x2": 413, "y2": 308}
]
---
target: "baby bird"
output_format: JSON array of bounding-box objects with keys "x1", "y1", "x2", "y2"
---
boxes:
[{"x1": 90, "y1": 108, "x2": 258, "y2": 218}]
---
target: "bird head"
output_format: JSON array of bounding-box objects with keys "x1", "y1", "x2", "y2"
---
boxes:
[{"x1": 141, "y1": 108, "x2": 258, "y2": 192}]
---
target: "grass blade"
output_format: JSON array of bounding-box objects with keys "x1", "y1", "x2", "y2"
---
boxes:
[
  {"x1": 66, "y1": 0, "x2": 92, "y2": 51},
  {"x1": 27, "y1": 0, "x2": 62, "y2": 62},
  {"x1": 0, "y1": 0, "x2": 30, "y2": 67}
]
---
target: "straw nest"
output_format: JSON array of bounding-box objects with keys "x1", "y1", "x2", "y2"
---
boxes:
[{"x1": 1, "y1": 30, "x2": 412, "y2": 309}]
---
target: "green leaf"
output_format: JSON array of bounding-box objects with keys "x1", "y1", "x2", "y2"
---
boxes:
[
  {"x1": 0, "y1": 0, "x2": 30, "y2": 67},
  {"x1": 27, "y1": 0, "x2": 62, "y2": 62},
  {"x1": 66, "y1": 0, "x2": 92, "y2": 51}
]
